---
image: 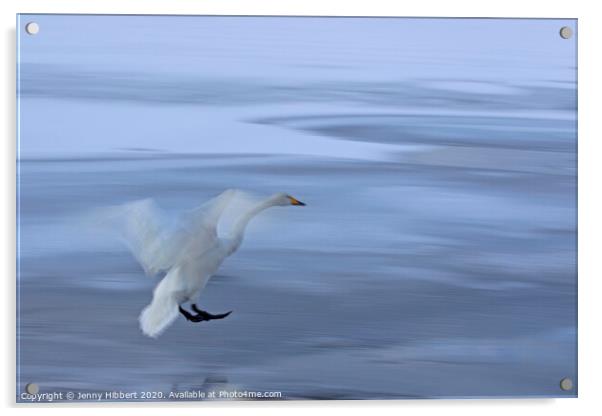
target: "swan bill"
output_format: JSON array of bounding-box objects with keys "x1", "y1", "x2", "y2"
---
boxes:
[{"x1": 288, "y1": 196, "x2": 306, "y2": 206}]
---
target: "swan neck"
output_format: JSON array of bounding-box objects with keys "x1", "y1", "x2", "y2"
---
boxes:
[{"x1": 225, "y1": 197, "x2": 277, "y2": 255}]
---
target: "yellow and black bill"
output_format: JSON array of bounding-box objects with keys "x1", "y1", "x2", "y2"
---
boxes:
[{"x1": 287, "y1": 195, "x2": 306, "y2": 206}]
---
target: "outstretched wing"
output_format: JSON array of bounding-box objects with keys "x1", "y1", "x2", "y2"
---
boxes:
[
  {"x1": 180, "y1": 188, "x2": 237, "y2": 238},
  {"x1": 117, "y1": 189, "x2": 237, "y2": 276},
  {"x1": 117, "y1": 198, "x2": 176, "y2": 276}
]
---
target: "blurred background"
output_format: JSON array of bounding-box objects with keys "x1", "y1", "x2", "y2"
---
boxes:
[{"x1": 17, "y1": 16, "x2": 576, "y2": 399}]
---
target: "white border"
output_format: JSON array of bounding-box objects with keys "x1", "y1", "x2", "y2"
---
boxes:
[{"x1": 2, "y1": 1, "x2": 600, "y2": 415}]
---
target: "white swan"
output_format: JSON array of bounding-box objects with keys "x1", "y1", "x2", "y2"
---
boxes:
[{"x1": 117, "y1": 189, "x2": 305, "y2": 338}]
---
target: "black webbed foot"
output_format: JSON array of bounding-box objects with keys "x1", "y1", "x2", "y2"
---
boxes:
[
  {"x1": 191, "y1": 304, "x2": 232, "y2": 320},
  {"x1": 179, "y1": 305, "x2": 232, "y2": 323}
]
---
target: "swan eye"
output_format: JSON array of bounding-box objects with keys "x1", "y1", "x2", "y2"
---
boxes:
[{"x1": 287, "y1": 196, "x2": 306, "y2": 206}]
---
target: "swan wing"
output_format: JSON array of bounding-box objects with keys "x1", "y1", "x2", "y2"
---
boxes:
[
  {"x1": 117, "y1": 198, "x2": 179, "y2": 276},
  {"x1": 180, "y1": 188, "x2": 237, "y2": 237},
  {"x1": 172, "y1": 188, "x2": 238, "y2": 262},
  {"x1": 117, "y1": 190, "x2": 237, "y2": 276}
]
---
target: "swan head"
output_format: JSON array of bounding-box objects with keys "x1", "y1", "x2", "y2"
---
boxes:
[{"x1": 272, "y1": 193, "x2": 306, "y2": 207}]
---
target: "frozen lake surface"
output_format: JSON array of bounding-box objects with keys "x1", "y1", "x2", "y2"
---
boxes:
[{"x1": 17, "y1": 109, "x2": 576, "y2": 400}]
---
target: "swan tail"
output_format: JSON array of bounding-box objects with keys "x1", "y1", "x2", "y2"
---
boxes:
[{"x1": 139, "y1": 284, "x2": 179, "y2": 338}]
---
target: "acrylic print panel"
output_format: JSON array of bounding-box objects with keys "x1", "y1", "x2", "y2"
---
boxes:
[{"x1": 16, "y1": 15, "x2": 577, "y2": 402}]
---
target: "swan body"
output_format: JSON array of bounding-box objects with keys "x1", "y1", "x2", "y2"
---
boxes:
[{"x1": 118, "y1": 189, "x2": 305, "y2": 337}]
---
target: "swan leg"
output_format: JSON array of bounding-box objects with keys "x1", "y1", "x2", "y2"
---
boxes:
[
  {"x1": 178, "y1": 305, "x2": 232, "y2": 322},
  {"x1": 179, "y1": 306, "x2": 202, "y2": 322}
]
